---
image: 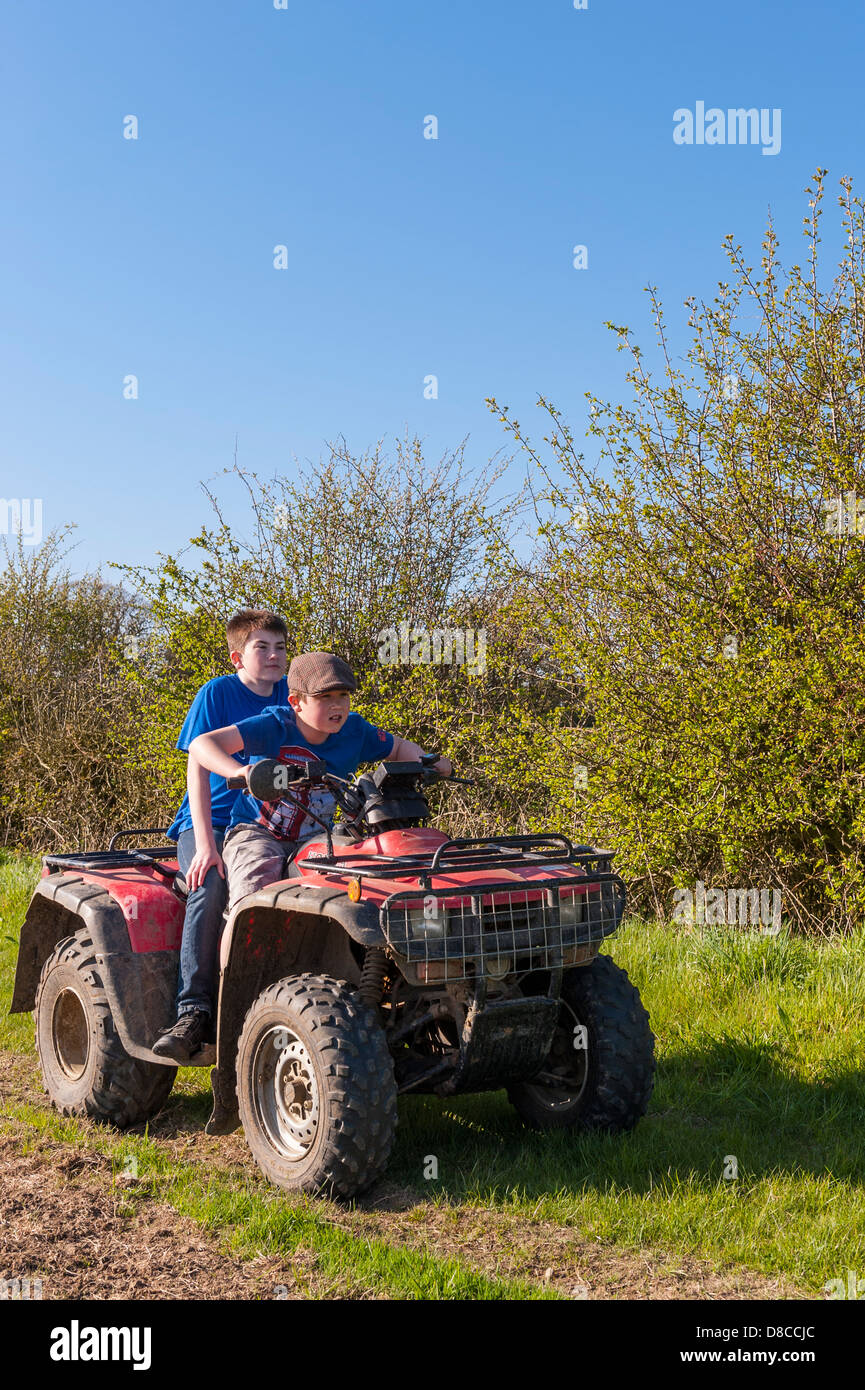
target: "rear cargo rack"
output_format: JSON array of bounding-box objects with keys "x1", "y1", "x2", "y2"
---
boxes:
[{"x1": 43, "y1": 828, "x2": 179, "y2": 878}]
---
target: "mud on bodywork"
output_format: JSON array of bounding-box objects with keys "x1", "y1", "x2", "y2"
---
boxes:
[
  {"x1": 206, "y1": 851, "x2": 628, "y2": 1114},
  {"x1": 13, "y1": 869, "x2": 377, "y2": 1087},
  {"x1": 11, "y1": 873, "x2": 181, "y2": 1065},
  {"x1": 206, "y1": 879, "x2": 378, "y2": 1133},
  {"x1": 12, "y1": 806, "x2": 633, "y2": 1152}
]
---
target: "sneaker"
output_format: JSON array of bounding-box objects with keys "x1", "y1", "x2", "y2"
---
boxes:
[{"x1": 152, "y1": 1010, "x2": 209, "y2": 1063}]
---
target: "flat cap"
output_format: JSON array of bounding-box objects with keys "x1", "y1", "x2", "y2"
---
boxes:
[{"x1": 288, "y1": 651, "x2": 357, "y2": 695}]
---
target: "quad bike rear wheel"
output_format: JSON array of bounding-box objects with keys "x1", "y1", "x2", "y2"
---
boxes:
[
  {"x1": 508, "y1": 953, "x2": 655, "y2": 1132},
  {"x1": 35, "y1": 929, "x2": 175, "y2": 1128},
  {"x1": 236, "y1": 972, "x2": 397, "y2": 1200}
]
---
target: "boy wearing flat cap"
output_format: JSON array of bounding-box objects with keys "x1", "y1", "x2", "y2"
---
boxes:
[{"x1": 189, "y1": 651, "x2": 452, "y2": 914}]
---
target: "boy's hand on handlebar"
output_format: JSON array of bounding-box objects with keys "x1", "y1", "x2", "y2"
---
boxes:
[
  {"x1": 418, "y1": 751, "x2": 453, "y2": 778},
  {"x1": 185, "y1": 845, "x2": 225, "y2": 890}
]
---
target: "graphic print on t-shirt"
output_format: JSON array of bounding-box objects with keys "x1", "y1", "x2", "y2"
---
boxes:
[{"x1": 258, "y1": 746, "x2": 336, "y2": 842}]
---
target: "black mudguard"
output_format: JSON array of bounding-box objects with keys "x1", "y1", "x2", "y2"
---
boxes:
[{"x1": 11, "y1": 874, "x2": 182, "y2": 1067}]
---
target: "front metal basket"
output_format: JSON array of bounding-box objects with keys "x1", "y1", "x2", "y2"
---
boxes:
[{"x1": 380, "y1": 870, "x2": 626, "y2": 982}]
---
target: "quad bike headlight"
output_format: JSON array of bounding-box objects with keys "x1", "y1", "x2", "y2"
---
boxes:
[
  {"x1": 406, "y1": 907, "x2": 446, "y2": 939},
  {"x1": 558, "y1": 890, "x2": 584, "y2": 928},
  {"x1": 484, "y1": 955, "x2": 513, "y2": 979}
]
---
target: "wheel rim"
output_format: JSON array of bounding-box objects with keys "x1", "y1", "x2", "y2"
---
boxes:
[
  {"x1": 524, "y1": 1000, "x2": 590, "y2": 1111},
  {"x1": 253, "y1": 1026, "x2": 321, "y2": 1160},
  {"x1": 52, "y1": 987, "x2": 89, "y2": 1080}
]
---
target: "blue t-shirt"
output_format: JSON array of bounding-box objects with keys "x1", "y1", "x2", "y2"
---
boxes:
[
  {"x1": 230, "y1": 705, "x2": 395, "y2": 842},
  {"x1": 166, "y1": 673, "x2": 290, "y2": 840}
]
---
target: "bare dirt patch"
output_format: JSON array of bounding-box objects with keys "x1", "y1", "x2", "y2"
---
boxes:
[
  {"x1": 0, "y1": 1128, "x2": 305, "y2": 1300},
  {"x1": 1, "y1": 1052, "x2": 815, "y2": 1301}
]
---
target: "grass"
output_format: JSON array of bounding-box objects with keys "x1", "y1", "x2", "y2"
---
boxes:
[
  {"x1": 383, "y1": 924, "x2": 865, "y2": 1292},
  {"x1": 0, "y1": 849, "x2": 41, "y2": 1051},
  {"x1": 3, "y1": 847, "x2": 864, "y2": 1297},
  {"x1": 1, "y1": 1102, "x2": 551, "y2": 1299}
]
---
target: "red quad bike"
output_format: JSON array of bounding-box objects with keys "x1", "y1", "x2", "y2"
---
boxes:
[{"x1": 11, "y1": 756, "x2": 655, "y2": 1200}]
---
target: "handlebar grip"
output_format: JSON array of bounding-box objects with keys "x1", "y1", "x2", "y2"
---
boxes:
[
  {"x1": 247, "y1": 757, "x2": 304, "y2": 802},
  {"x1": 420, "y1": 753, "x2": 459, "y2": 779},
  {"x1": 225, "y1": 775, "x2": 246, "y2": 789}
]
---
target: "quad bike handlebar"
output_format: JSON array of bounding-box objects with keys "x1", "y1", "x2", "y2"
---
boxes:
[
  {"x1": 224, "y1": 759, "x2": 319, "y2": 796},
  {"x1": 226, "y1": 753, "x2": 468, "y2": 797},
  {"x1": 222, "y1": 752, "x2": 470, "y2": 846}
]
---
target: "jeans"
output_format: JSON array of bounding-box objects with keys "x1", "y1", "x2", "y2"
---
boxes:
[
  {"x1": 221, "y1": 823, "x2": 288, "y2": 913},
  {"x1": 175, "y1": 828, "x2": 226, "y2": 1018}
]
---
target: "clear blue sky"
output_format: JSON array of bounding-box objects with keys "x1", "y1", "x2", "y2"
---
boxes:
[{"x1": 2, "y1": 0, "x2": 863, "y2": 575}]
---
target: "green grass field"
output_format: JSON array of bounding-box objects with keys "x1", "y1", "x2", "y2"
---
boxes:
[{"x1": 2, "y1": 848, "x2": 863, "y2": 1299}]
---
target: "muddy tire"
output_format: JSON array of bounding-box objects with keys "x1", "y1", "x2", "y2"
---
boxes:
[
  {"x1": 236, "y1": 973, "x2": 397, "y2": 1200},
  {"x1": 35, "y1": 930, "x2": 175, "y2": 1129},
  {"x1": 507, "y1": 954, "x2": 655, "y2": 1132}
]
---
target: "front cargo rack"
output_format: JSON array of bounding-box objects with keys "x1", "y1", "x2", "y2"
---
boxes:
[
  {"x1": 378, "y1": 867, "x2": 626, "y2": 982},
  {"x1": 303, "y1": 833, "x2": 616, "y2": 889}
]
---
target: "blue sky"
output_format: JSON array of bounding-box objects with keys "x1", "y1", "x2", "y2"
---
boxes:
[{"x1": 2, "y1": 0, "x2": 863, "y2": 575}]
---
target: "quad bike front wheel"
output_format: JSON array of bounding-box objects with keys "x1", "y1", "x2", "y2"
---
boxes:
[
  {"x1": 35, "y1": 930, "x2": 175, "y2": 1128},
  {"x1": 507, "y1": 953, "x2": 655, "y2": 1132},
  {"x1": 236, "y1": 973, "x2": 397, "y2": 1200}
]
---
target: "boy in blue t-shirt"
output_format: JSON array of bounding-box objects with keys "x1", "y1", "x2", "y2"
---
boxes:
[
  {"x1": 152, "y1": 609, "x2": 289, "y2": 1062},
  {"x1": 188, "y1": 651, "x2": 452, "y2": 914}
]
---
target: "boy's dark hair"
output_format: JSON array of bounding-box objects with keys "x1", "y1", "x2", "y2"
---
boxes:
[{"x1": 226, "y1": 609, "x2": 288, "y2": 652}]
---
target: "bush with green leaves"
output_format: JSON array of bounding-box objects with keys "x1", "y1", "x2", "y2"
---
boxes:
[
  {"x1": 489, "y1": 170, "x2": 865, "y2": 931},
  {"x1": 0, "y1": 531, "x2": 148, "y2": 848}
]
